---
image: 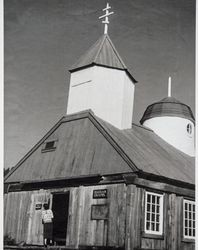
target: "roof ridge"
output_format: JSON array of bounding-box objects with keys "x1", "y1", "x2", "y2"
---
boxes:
[
  {"x1": 69, "y1": 36, "x2": 103, "y2": 70},
  {"x1": 131, "y1": 123, "x2": 153, "y2": 132},
  {"x1": 106, "y1": 35, "x2": 127, "y2": 69},
  {"x1": 89, "y1": 113, "x2": 139, "y2": 172},
  {"x1": 93, "y1": 34, "x2": 106, "y2": 62}
]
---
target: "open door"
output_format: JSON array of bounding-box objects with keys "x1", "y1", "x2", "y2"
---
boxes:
[{"x1": 52, "y1": 192, "x2": 70, "y2": 245}]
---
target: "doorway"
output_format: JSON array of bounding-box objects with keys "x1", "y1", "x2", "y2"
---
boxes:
[{"x1": 52, "y1": 192, "x2": 70, "y2": 245}]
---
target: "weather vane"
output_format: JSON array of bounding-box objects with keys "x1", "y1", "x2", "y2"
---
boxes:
[{"x1": 99, "y1": 3, "x2": 114, "y2": 34}]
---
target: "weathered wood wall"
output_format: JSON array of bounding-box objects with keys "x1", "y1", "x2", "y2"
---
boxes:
[
  {"x1": 4, "y1": 191, "x2": 32, "y2": 244},
  {"x1": 66, "y1": 184, "x2": 127, "y2": 248},
  {"x1": 4, "y1": 184, "x2": 126, "y2": 248},
  {"x1": 4, "y1": 190, "x2": 51, "y2": 245},
  {"x1": 4, "y1": 183, "x2": 195, "y2": 250},
  {"x1": 125, "y1": 184, "x2": 195, "y2": 250}
]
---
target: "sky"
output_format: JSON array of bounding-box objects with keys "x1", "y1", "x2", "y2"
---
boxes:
[{"x1": 4, "y1": 0, "x2": 195, "y2": 169}]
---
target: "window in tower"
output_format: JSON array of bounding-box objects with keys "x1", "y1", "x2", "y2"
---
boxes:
[{"x1": 187, "y1": 123, "x2": 192, "y2": 135}]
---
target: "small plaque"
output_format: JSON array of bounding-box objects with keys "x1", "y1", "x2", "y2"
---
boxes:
[
  {"x1": 93, "y1": 189, "x2": 108, "y2": 199},
  {"x1": 35, "y1": 203, "x2": 42, "y2": 210},
  {"x1": 91, "y1": 204, "x2": 109, "y2": 220}
]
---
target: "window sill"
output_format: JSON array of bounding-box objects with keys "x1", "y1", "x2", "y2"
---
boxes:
[
  {"x1": 182, "y1": 237, "x2": 195, "y2": 243},
  {"x1": 41, "y1": 147, "x2": 56, "y2": 153},
  {"x1": 142, "y1": 231, "x2": 164, "y2": 240}
]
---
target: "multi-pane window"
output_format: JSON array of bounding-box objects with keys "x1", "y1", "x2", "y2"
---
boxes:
[
  {"x1": 183, "y1": 199, "x2": 195, "y2": 239},
  {"x1": 144, "y1": 191, "x2": 163, "y2": 235}
]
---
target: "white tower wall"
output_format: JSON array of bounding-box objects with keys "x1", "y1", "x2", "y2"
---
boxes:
[
  {"x1": 143, "y1": 117, "x2": 195, "y2": 156},
  {"x1": 67, "y1": 65, "x2": 135, "y2": 129}
]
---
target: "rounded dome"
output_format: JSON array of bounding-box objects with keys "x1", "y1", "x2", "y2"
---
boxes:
[{"x1": 140, "y1": 97, "x2": 195, "y2": 124}]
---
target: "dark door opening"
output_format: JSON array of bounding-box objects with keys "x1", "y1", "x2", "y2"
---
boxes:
[{"x1": 52, "y1": 192, "x2": 70, "y2": 246}]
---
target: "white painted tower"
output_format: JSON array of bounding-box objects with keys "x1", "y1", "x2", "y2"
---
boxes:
[
  {"x1": 66, "y1": 4, "x2": 137, "y2": 129},
  {"x1": 140, "y1": 77, "x2": 195, "y2": 156}
]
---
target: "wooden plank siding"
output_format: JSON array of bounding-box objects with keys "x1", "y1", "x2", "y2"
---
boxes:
[
  {"x1": 124, "y1": 184, "x2": 194, "y2": 250},
  {"x1": 125, "y1": 184, "x2": 142, "y2": 250},
  {"x1": 66, "y1": 184, "x2": 127, "y2": 248},
  {"x1": 4, "y1": 183, "x2": 195, "y2": 250},
  {"x1": 26, "y1": 190, "x2": 51, "y2": 245},
  {"x1": 4, "y1": 192, "x2": 32, "y2": 243}
]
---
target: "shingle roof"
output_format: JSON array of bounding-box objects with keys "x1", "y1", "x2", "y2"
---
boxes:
[
  {"x1": 5, "y1": 111, "x2": 195, "y2": 185},
  {"x1": 98, "y1": 116, "x2": 195, "y2": 184},
  {"x1": 140, "y1": 96, "x2": 195, "y2": 124},
  {"x1": 69, "y1": 34, "x2": 137, "y2": 83}
]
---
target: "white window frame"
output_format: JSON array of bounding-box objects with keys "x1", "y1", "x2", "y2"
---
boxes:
[
  {"x1": 144, "y1": 191, "x2": 164, "y2": 235},
  {"x1": 183, "y1": 199, "x2": 195, "y2": 240}
]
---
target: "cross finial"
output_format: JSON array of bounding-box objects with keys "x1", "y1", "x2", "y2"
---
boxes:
[
  {"x1": 99, "y1": 3, "x2": 114, "y2": 34},
  {"x1": 168, "y1": 76, "x2": 172, "y2": 97}
]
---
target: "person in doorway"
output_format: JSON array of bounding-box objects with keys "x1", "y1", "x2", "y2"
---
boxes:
[{"x1": 42, "y1": 203, "x2": 54, "y2": 247}]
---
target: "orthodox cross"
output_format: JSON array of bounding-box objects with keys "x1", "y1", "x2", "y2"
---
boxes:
[{"x1": 99, "y1": 3, "x2": 114, "y2": 34}]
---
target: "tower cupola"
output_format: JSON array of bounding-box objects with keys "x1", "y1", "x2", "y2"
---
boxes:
[
  {"x1": 140, "y1": 77, "x2": 195, "y2": 156},
  {"x1": 66, "y1": 4, "x2": 137, "y2": 129}
]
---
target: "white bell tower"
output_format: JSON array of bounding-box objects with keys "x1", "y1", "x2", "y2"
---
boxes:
[
  {"x1": 66, "y1": 3, "x2": 137, "y2": 129},
  {"x1": 140, "y1": 77, "x2": 195, "y2": 156}
]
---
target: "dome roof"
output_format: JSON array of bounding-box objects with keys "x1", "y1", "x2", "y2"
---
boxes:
[{"x1": 140, "y1": 96, "x2": 195, "y2": 124}]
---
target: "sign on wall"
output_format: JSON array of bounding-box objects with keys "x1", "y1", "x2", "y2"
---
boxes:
[
  {"x1": 93, "y1": 189, "x2": 108, "y2": 199},
  {"x1": 35, "y1": 203, "x2": 42, "y2": 210},
  {"x1": 91, "y1": 204, "x2": 109, "y2": 220}
]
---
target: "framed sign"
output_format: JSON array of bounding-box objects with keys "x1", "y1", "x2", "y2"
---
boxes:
[
  {"x1": 91, "y1": 204, "x2": 109, "y2": 220},
  {"x1": 93, "y1": 189, "x2": 108, "y2": 199},
  {"x1": 35, "y1": 203, "x2": 42, "y2": 210}
]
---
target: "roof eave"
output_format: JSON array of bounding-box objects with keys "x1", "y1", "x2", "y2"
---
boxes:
[{"x1": 69, "y1": 63, "x2": 138, "y2": 83}]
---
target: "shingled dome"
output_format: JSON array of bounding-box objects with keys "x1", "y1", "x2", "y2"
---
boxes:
[{"x1": 140, "y1": 97, "x2": 195, "y2": 124}]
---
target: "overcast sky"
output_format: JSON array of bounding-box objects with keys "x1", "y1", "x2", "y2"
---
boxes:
[{"x1": 4, "y1": 0, "x2": 195, "y2": 169}]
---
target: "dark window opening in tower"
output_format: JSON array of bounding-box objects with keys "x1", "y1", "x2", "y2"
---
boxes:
[{"x1": 187, "y1": 124, "x2": 192, "y2": 135}]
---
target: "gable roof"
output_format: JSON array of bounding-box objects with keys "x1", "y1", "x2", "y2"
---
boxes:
[
  {"x1": 5, "y1": 110, "x2": 195, "y2": 185},
  {"x1": 69, "y1": 34, "x2": 137, "y2": 83}
]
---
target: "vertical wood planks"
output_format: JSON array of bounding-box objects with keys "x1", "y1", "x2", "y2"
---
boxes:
[
  {"x1": 66, "y1": 184, "x2": 127, "y2": 248},
  {"x1": 26, "y1": 190, "x2": 51, "y2": 245},
  {"x1": 125, "y1": 184, "x2": 142, "y2": 250},
  {"x1": 4, "y1": 191, "x2": 32, "y2": 244},
  {"x1": 4, "y1": 185, "x2": 195, "y2": 250}
]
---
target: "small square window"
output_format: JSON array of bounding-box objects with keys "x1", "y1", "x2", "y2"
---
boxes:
[
  {"x1": 183, "y1": 199, "x2": 195, "y2": 240},
  {"x1": 144, "y1": 191, "x2": 164, "y2": 235},
  {"x1": 41, "y1": 139, "x2": 57, "y2": 152},
  {"x1": 45, "y1": 141, "x2": 55, "y2": 149}
]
